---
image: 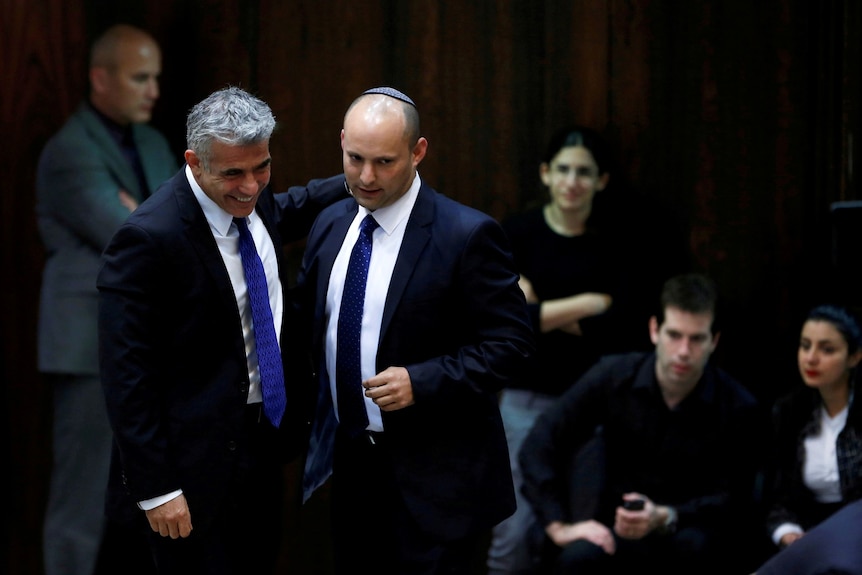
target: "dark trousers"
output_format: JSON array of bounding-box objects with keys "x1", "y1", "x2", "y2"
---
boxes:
[
  {"x1": 148, "y1": 405, "x2": 284, "y2": 575},
  {"x1": 330, "y1": 429, "x2": 483, "y2": 575}
]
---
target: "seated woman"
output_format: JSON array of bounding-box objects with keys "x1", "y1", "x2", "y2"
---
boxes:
[{"x1": 765, "y1": 304, "x2": 862, "y2": 552}]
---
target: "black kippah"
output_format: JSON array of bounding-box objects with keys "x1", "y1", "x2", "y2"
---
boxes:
[{"x1": 361, "y1": 86, "x2": 417, "y2": 108}]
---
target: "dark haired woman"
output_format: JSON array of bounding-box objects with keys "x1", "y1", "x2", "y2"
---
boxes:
[{"x1": 765, "y1": 304, "x2": 862, "y2": 552}]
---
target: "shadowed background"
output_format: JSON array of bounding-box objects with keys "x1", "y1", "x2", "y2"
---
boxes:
[{"x1": 2, "y1": 0, "x2": 860, "y2": 573}]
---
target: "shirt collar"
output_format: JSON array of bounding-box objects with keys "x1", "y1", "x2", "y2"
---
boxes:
[
  {"x1": 358, "y1": 172, "x2": 421, "y2": 236},
  {"x1": 634, "y1": 351, "x2": 717, "y2": 407},
  {"x1": 88, "y1": 100, "x2": 133, "y2": 146},
  {"x1": 185, "y1": 164, "x2": 250, "y2": 237}
]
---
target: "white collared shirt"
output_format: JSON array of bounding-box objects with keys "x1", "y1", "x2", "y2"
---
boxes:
[
  {"x1": 803, "y1": 403, "x2": 848, "y2": 503},
  {"x1": 324, "y1": 173, "x2": 421, "y2": 432},
  {"x1": 138, "y1": 166, "x2": 284, "y2": 511}
]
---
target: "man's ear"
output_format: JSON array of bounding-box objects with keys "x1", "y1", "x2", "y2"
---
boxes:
[
  {"x1": 90, "y1": 67, "x2": 108, "y2": 94},
  {"x1": 649, "y1": 316, "x2": 659, "y2": 345},
  {"x1": 412, "y1": 136, "x2": 428, "y2": 166},
  {"x1": 184, "y1": 149, "x2": 201, "y2": 172}
]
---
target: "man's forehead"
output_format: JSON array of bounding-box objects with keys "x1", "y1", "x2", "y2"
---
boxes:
[{"x1": 661, "y1": 307, "x2": 714, "y2": 332}]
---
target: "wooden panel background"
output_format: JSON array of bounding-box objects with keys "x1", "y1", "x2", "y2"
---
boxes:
[{"x1": 2, "y1": 0, "x2": 859, "y2": 573}]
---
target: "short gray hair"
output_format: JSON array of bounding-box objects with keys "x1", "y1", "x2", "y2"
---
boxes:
[{"x1": 186, "y1": 86, "x2": 276, "y2": 168}]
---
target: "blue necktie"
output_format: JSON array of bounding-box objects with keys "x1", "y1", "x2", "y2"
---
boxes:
[
  {"x1": 234, "y1": 217, "x2": 286, "y2": 427},
  {"x1": 336, "y1": 214, "x2": 379, "y2": 436}
]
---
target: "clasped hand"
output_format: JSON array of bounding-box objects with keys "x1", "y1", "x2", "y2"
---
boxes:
[{"x1": 363, "y1": 366, "x2": 415, "y2": 411}]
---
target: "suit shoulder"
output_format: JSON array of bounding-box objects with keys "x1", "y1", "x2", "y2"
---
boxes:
[
  {"x1": 316, "y1": 196, "x2": 356, "y2": 222},
  {"x1": 132, "y1": 122, "x2": 173, "y2": 150},
  {"x1": 432, "y1": 189, "x2": 495, "y2": 223},
  {"x1": 39, "y1": 107, "x2": 94, "y2": 154}
]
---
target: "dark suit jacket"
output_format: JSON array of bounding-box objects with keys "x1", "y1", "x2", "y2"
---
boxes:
[
  {"x1": 37, "y1": 102, "x2": 178, "y2": 374},
  {"x1": 98, "y1": 168, "x2": 345, "y2": 529},
  {"x1": 300, "y1": 181, "x2": 535, "y2": 541},
  {"x1": 756, "y1": 498, "x2": 862, "y2": 575}
]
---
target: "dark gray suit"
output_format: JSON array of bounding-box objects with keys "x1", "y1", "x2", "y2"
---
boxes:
[{"x1": 36, "y1": 101, "x2": 177, "y2": 575}]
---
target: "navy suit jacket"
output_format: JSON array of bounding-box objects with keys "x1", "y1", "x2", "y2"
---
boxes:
[
  {"x1": 756, "y1": 498, "x2": 862, "y2": 575},
  {"x1": 299, "y1": 180, "x2": 535, "y2": 541},
  {"x1": 98, "y1": 169, "x2": 345, "y2": 529}
]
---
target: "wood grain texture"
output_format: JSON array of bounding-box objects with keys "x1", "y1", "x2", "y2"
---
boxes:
[{"x1": 3, "y1": 1, "x2": 860, "y2": 573}]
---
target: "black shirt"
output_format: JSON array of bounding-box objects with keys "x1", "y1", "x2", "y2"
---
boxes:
[{"x1": 520, "y1": 351, "x2": 764, "y2": 531}]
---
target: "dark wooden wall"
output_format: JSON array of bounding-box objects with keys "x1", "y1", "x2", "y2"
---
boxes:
[{"x1": 3, "y1": 0, "x2": 860, "y2": 573}]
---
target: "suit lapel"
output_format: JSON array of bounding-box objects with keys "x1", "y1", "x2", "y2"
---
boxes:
[
  {"x1": 312, "y1": 203, "x2": 356, "y2": 345},
  {"x1": 380, "y1": 185, "x2": 434, "y2": 338},
  {"x1": 77, "y1": 105, "x2": 143, "y2": 198},
  {"x1": 173, "y1": 172, "x2": 240, "y2": 315},
  {"x1": 131, "y1": 123, "x2": 170, "y2": 196}
]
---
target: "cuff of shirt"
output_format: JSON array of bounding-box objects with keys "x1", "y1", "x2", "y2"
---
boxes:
[
  {"x1": 772, "y1": 522, "x2": 803, "y2": 546},
  {"x1": 138, "y1": 489, "x2": 183, "y2": 511}
]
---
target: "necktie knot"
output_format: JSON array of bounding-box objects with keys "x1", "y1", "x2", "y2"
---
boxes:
[{"x1": 359, "y1": 214, "x2": 379, "y2": 237}]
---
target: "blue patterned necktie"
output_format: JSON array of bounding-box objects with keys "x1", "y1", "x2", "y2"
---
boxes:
[
  {"x1": 336, "y1": 214, "x2": 379, "y2": 436},
  {"x1": 234, "y1": 217, "x2": 286, "y2": 427}
]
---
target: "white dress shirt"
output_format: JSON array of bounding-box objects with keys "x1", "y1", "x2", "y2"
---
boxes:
[
  {"x1": 138, "y1": 165, "x2": 284, "y2": 511},
  {"x1": 324, "y1": 174, "x2": 421, "y2": 432}
]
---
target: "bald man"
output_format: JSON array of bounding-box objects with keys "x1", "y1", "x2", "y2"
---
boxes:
[
  {"x1": 36, "y1": 24, "x2": 176, "y2": 575},
  {"x1": 299, "y1": 87, "x2": 535, "y2": 574}
]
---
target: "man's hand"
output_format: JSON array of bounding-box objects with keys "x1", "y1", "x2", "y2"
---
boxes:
[
  {"x1": 545, "y1": 520, "x2": 616, "y2": 554},
  {"x1": 118, "y1": 189, "x2": 139, "y2": 212},
  {"x1": 614, "y1": 492, "x2": 668, "y2": 540},
  {"x1": 364, "y1": 366, "x2": 414, "y2": 411},
  {"x1": 145, "y1": 493, "x2": 193, "y2": 539},
  {"x1": 780, "y1": 532, "x2": 804, "y2": 547}
]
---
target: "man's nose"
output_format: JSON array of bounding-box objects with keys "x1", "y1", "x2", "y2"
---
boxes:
[
  {"x1": 147, "y1": 78, "x2": 159, "y2": 100},
  {"x1": 360, "y1": 163, "x2": 376, "y2": 184},
  {"x1": 239, "y1": 172, "x2": 257, "y2": 193}
]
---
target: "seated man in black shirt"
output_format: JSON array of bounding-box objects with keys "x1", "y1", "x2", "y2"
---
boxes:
[{"x1": 520, "y1": 273, "x2": 766, "y2": 574}]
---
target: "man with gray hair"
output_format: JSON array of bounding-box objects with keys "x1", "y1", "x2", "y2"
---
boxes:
[{"x1": 98, "y1": 86, "x2": 345, "y2": 573}]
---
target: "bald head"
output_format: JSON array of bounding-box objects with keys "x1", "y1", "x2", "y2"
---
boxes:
[
  {"x1": 345, "y1": 93, "x2": 421, "y2": 146},
  {"x1": 88, "y1": 24, "x2": 161, "y2": 125},
  {"x1": 340, "y1": 91, "x2": 427, "y2": 211},
  {"x1": 90, "y1": 24, "x2": 158, "y2": 71}
]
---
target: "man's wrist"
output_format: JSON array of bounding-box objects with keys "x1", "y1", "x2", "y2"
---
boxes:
[{"x1": 659, "y1": 506, "x2": 677, "y2": 534}]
